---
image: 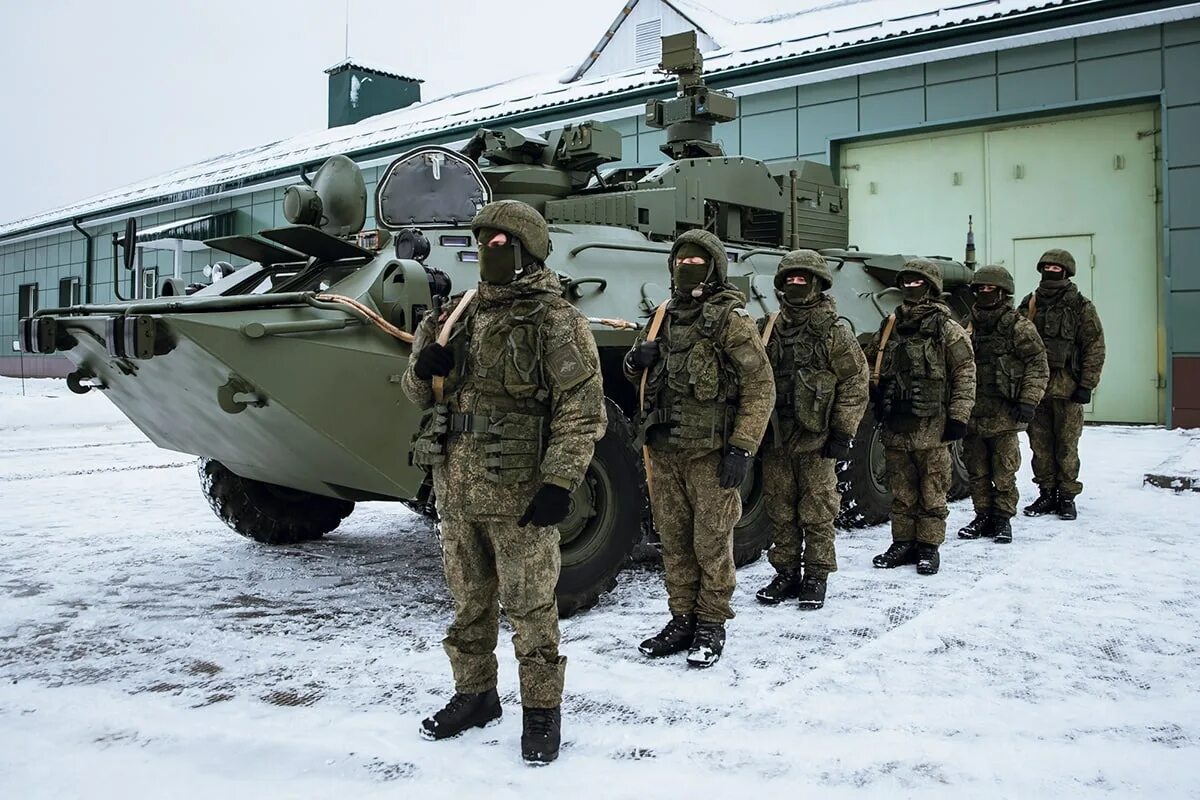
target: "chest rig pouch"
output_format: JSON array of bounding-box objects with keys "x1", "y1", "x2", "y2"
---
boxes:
[
  {"x1": 770, "y1": 310, "x2": 837, "y2": 437},
  {"x1": 412, "y1": 298, "x2": 552, "y2": 484},
  {"x1": 1035, "y1": 296, "x2": 1081, "y2": 375},
  {"x1": 879, "y1": 311, "x2": 947, "y2": 434},
  {"x1": 641, "y1": 300, "x2": 739, "y2": 450}
]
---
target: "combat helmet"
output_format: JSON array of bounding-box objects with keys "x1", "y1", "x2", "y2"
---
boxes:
[
  {"x1": 896, "y1": 258, "x2": 945, "y2": 295},
  {"x1": 971, "y1": 264, "x2": 1015, "y2": 295},
  {"x1": 1037, "y1": 248, "x2": 1076, "y2": 278},
  {"x1": 774, "y1": 249, "x2": 832, "y2": 291},
  {"x1": 668, "y1": 229, "x2": 728, "y2": 284},
  {"x1": 471, "y1": 199, "x2": 552, "y2": 262}
]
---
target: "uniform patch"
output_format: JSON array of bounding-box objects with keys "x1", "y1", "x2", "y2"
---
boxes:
[
  {"x1": 545, "y1": 341, "x2": 592, "y2": 392},
  {"x1": 949, "y1": 338, "x2": 973, "y2": 367}
]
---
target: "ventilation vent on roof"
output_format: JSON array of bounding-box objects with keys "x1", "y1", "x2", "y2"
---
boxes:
[{"x1": 635, "y1": 19, "x2": 662, "y2": 64}]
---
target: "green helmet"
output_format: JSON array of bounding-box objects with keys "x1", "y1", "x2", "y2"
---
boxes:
[
  {"x1": 896, "y1": 258, "x2": 944, "y2": 295},
  {"x1": 1037, "y1": 248, "x2": 1076, "y2": 278},
  {"x1": 971, "y1": 264, "x2": 1015, "y2": 294},
  {"x1": 471, "y1": 200, "x2": 552, "y2": 262},
  {"x1": 775, "y1": 249, "x2": 832, "y2": 291},
  {"x1": 668, "y1": 229, "x2": 728, "y2": 283}
]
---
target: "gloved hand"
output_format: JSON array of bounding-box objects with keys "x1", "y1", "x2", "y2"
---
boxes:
[
  {"x1": 1011, "y1": 402, "x2": 1037, "y2": 424},
  {"x1": 942, "y1": 419, "x2": 967, "y2": 442},
  {"x1": 1071, "y1": 387, "x2": 1092, "y2": 405},
  {"x1": 821, "y1": 430, "x2": 853, "y2": 460},
  {"x1": 628, "y1": 340, "x2": 661, "y2": 370},
  {"x1": 413, "y1": 342, "x2": 453, "y2": 380},
  {"x1": 717, "y1": 446, "x2": 752, "y2": 489},
  {"x1": 517, "y1": 484, "x2": 573, "y2": 528}
]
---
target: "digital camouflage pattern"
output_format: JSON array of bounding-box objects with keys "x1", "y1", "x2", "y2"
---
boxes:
[
  {"x1": 896, "y1": 257, "x2": 946, "y2": 294},
  {"x1": 886, "y1": 445, "x2": 952, "y2": 545},
  {"x1": 774, "y1": 248, "x2": 833, "y2": 290},
  {"x1": 1029, "y1": 399, "x2": 1085, "y2": 497},
  {"x1": 1037, "y1": 247, "x2": 1077, "y2": 278},
  {"x1": 762, "y1": 449, "x2": 839, "y2": 574},
  {"x1": 963, "y1": 432, "x2": 1023, "y2": 519},
  {"x1": 470, "y1": 199, "x2": 552, "y2": 262},
  {"x1": 402, "y1": 265, "x2": 605, "y2": 708}
]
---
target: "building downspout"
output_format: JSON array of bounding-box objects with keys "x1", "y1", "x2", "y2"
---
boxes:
[{"x1": 70, "y1": 218, "x2": 94, "y2": 303}]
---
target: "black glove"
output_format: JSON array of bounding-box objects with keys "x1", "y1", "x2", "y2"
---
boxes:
[
  {"x1": 413, "y1": 342, "x2": 453, "y2": 380},
  {"x1": 1011, "y1": 402, "x2": 1037, "y2": 424},
  {"x1": 821, "y1": 431, "x2": 853, "y2": 460},
  {"x1": 942, "y1": 419, "x2": 967, "y2": 442},
  {"x1": 517, "y1": 484, "x2": 573, "y2": 528},
  {"x1": 628, "y1": 340, "x2": 661, "y2": 370},
  {"x1": 1071, "y1": 387, "x2": 1092, "y2": 405},
  {"x1": 717, "y1": 446, "x2": 752, "y2": 489}
]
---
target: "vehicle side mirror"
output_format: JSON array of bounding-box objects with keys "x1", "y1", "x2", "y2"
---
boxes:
[{"x1": 123, "y1": 218, "x2": 137, "y2": 270}]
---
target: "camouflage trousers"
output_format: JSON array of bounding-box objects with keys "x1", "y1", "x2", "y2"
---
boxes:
[
  {"x1": 963, "y1": 431, "x2": 1022, "y2": 519},
  {"x1": 438, "y1": 513, "x2": 565, "y2": 709},
  {"x1": 885, "y1": 446, "x2": 950, "y2": 545},
  {"x1": 1029, "y1": 398, "x2": 1084, "y2": 497},
  {"x1": 761, "y1": 444, "x2": 838, "y2": 576},
  {"x1": 649, "y1": 447, "x2": 741, "y2": 623}
]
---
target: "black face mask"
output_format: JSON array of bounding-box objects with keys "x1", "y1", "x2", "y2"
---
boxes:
[
  {"x1": 901, "y1": 283, "x2": 929, "y2": 304},
  {"x1": 479, "y1": 241, "x2": 521, "y2": 284},
  {"x1": 782, "y1": 282, "x2": 819, "y2": 306},
  {"x1": 972, "y1": 287, "x2": 1004, "y2": 308},
  {"x1": 673, "y1": 261, "x2": 712, "y2": 298}
]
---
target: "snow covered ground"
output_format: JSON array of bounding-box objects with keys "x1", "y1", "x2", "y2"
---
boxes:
[{"x1": 2, "y1": 377, "x2": 1199, "y2": 798}]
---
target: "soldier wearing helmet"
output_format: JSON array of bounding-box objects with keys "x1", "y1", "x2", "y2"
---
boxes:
[
  {"x1": 864, "y1": 258, "x2": 976, "y2": 576},
  {"x1": 754, "y1": 249, "x2": 868, "y2": 610},
  {"x1": 1017, "y1": 249, "x2": 1105, "y2": 520},
  {"x1": 623, "y1": 229, "x2": 774, "y2": 668},
  {"x1": 402, "y1": 199, "x2": 606, "y2": 765},
  {"x1": 957, "y1": 265, "x2": 1048, "y2": 544}
]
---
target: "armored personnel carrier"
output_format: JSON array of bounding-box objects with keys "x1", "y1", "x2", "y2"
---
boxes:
[{"x1": 19, "y1": 33, "x2": 974, "y2": 615}]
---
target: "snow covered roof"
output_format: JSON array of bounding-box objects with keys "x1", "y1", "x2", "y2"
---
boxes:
[{"x1": 0, "y1": 0, "x2": 1164, "y2": 240}]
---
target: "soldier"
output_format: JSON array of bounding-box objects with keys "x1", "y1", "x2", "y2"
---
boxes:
[
  {"x1": 865, "y1": 259, "x2": 975, "y2": 575},
  {"x1": 624, "y1": 229, "x2": 774, "y2": 668},
  {"x1": 957, "y1": 266, "x2": 1049, "y2": 544},
  {"x1": 1018, "y1": 249, "x2": 1105, "y2": 520},
  {"x1": 754, "y1": 250, "x2": 869, "y2": 609},
  {"x1": 402, "y1": 200, "x2": 605, "y2": 765}
]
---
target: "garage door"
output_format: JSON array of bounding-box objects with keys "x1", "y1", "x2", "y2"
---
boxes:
[{"x1": 841, "y1": 108, "x2": 1160, "y2": 424}]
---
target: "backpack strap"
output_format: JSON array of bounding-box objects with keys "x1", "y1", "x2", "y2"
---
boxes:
[
  {"x1": 872, "y1": 314, "x2": 896, "y2": 386},
  {"x1": 1027, "y1": 293, "x2": 1037, "y2": 322},
  {"x1": 639, "y1": 300, "x2": 670, "y2": 497},
  {"x1": 760, "y1": 311, "x2": 779, "y2": 346},
  {"x1": 431, "y1": 289, "x2": 477, "y2": 403}
]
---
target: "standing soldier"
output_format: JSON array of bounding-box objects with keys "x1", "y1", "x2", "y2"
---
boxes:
[
  {"x1": 624, "y1": 229, "x2": 774, "y2": 668},
  {"x1": 1018, "y1": 249, "x2": 1105, "y2": 520},
  {"x1": 866, "y1": 259, "x2": 975, "y2": 576},
  {"x1": 402, "y1": 200, "x2": 605, "y2": 766},
  {"x1": 957, "y1": 266, "x2": 1048, "y2": 543},
  {"x1": 755, "y1": 250, "x2": 868, "y2": 609}
]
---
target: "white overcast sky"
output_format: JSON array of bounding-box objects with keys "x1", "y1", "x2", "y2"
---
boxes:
[{"x1": 0, "y1": 0, "x2": 622, "y2": 225}]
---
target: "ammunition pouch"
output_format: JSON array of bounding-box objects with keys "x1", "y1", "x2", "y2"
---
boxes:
[
  {"x1": 411, "y1": 405, "x2": 547, "y2": 484},
  {"x1": 639, "y1": 399, "x2": 731, "y2": 451}
]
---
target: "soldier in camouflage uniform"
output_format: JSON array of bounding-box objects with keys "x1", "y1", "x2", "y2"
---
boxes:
[
  {"x1": 402, "y1": 200, "x2": 605, "y2": 765},
  {"x1": 623, "y1": 229, "x2": 774, "y2": 668},
  {"x1": 865, "y1": 259, "x2": 975, "y2": 575},
  {"x1": 1018, "y1": 249, "x2": 1105, "y2": 521},
  {"x1": 957, "y1": 266, "x2": 1048, "y2": 544},
  {"x1": 754, "y1": 249, "x2": 868, "y2": 610}
]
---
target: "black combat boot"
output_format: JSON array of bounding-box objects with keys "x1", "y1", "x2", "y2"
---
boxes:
[
  {"x1": 1023, "y1": 488, "x2": 1058, "y2": 516},
  {"x1": 797, "y1": 572, "x2": 827, "y2": 610},
  {"x1": 915, "y1": 543, "x2": 940, "y2": 575},
  {"x1": 521, "y1": 706, "x2": 561, "y2": 766},
  {"x1": 420, "y1": 689, "x2": 502, "y2": 741},
  {"x1": 992, "y1": 516, "x2": 1013, "y2": 543},
  {"x1": 755, "y1": 569, "x2": 801, "y2": 605},
  {"x1": 1057, "y1": 495, "x2": 1077, "y2": 520},
  {"x1": 686, "y1": 621, "x2": 726, "y2": 669},
  {"x1": 957, "y1": 514, "x2": 993, "y2": 540},
  {"x1": 872, "y1": 541, "x2": 917, "y2": 569},
  {"x1": 638, "y1": 613, "x2": 696, "y2": 658}
]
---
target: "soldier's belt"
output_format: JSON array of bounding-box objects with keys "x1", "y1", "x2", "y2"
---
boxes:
[{"x1": 447, "y1": 412, "x2": 495, "y2": 434}]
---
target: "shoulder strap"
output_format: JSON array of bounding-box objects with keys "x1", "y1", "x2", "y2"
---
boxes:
[
  {"x1": 639, "y1": 300, "x2": 670, "y2": 499},
  {"x1": 872, "y1": 314, "x2": 896, "y2": 386},
  {"x1": 760, "y1": 311, "x2": 779, "y2": 346},
  {"x1": 431, "y1": 289, "x2": 477, "y2": 404},
  {"x1": 1027, "y1": 293, "x2": 1037, "y2": 322}
]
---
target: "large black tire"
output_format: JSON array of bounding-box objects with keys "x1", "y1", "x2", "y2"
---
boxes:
[
  {"x1": 732, "y1": 459, "x2": 771, "y2": 567},
  {"x1": 199, "y1": 458, "x2": 355, "y2": 545},
  {"x1": 837, "y1": 415, "x2": 893, "y2": 528},
  {"x1": 555, "y1": 398, "x2": 645, "y2": 617}
]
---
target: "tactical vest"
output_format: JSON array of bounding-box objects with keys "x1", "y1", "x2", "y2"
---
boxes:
[
  {"x1": 877, "y1": 308, "x2": 948, "y2": 433},
  {"x1": 972, "y1": 308, "x2": 1025, "y2": 404},
  {"x1": 769, "y1": 305, "x2": 839, "y2": 436},
  {"x1": 1030, "y1": 287, "x2": 1085, "y2": 375},
  {"x1": 640, "y1": 298, "x2": 740, "y2": 450},
  {"x1": 412, "y1": 296, "x2": 553, "y2": 484}
]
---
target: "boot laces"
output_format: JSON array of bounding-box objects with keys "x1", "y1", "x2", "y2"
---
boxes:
[
  {"x1": 768, "y1": 573, "x2": 797, "y2": 592},
  {"x1": 526, "y1": 709, "x2": 555, "y2": 737},
  {"x1": 441, "y1": 693, "x2": 474, "y2": 716},
  {"x1": 800, "y1": 573, "x2": 824, "y2": 591},
  {"x1": 660, "y1": 616, "x2": 692, "y2": 639},
  {"x1": 692, "y1": 624, "x2": 721, "y2": 649}
]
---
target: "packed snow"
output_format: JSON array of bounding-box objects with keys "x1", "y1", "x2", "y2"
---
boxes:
[{"x1": 1, "y1": 376, "x2": 1198, "y2": 798}]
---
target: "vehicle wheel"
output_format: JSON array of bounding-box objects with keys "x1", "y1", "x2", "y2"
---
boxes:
[
  {"x1": 947, "y1": 440, "x2": 971, "y2": 501},
  {"x1": 199, "y1": 458, "x2": 355, "y2": 545},
  {"x1": 837, "y1": 415, "x2": 892, "y2": 528},
  {"x1": 732, "y1": 458, "x2": 771, "y2": 567},
  {"x1": 554, "y1": 398, "x2": 645, "y2": 617}
]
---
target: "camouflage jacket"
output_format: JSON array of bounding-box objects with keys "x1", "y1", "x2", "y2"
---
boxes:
[
  {"x1": 759, "y1": 294, "x2": 869, "y2": 452},
  {"x1": 863, "y1": 299, "x2": 976, "y2": 450},
  {"x1": 401, "y1": 268, "x2": 606, "y2": 517},
  {"x1": 968, "y1": 303, "x2": 1049, "y2": 437},
  {"x1": 1018, "y1": 282, "x2": 1105, "y2": 400},
  {"x1": 623, "y1": 287, "x2": 774, "y2": 454}
]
